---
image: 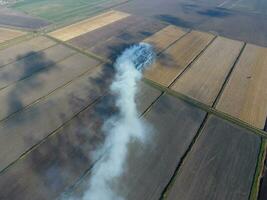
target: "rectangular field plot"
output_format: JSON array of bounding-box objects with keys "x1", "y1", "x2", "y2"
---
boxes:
[
  {"x1": 11, "y1": 0, "x2": 128, "y2": 25},
  {"x1": 144, "y1": 31, "x2": 215, "y2": 87},
  {"x1": 0, "y1": 53, "x2": 100, "y2": 123},
  {"x1": 0, "y1": 27, "x2": 26, "y2": 44},
  {"x1": 216, "y1": 44, "x2": 267, "y2": 129},
  {"x1": 143, "y1": 25, "x2": 187, "y2": 53},
  {"x1": 89, "y1": 17, "x2": 166, "y2": 61},
  {"x1": 63, "y1": 94, "x2": 206, "y2": 200},
  {"x1": 0, "y1": 7, "x2": 50, "y2": 30},
  {"x1": 171, "y1": 37, "x2": 244, "y2": 105},
  {"x1": 0, "y1": 44, "x2": 75, "y2": 90},
  {"x1": 0, "y1": 64, "x2": 111, "y2": 173},
  {"x1": 49, "y1": 10, "x2": 130, "y2": 41},
  {"x1": 0, "y1": 82, "x2": 161, "y2": 200},
  {"x1": 0, "y1": 36, "x2": 56, "y2": 67},
  {"x1": 68, "y1": 15, "x2": 144, "y2": 50},
  {"x1": 165, "y1": 115, "x2": 261, "y2": 200}
]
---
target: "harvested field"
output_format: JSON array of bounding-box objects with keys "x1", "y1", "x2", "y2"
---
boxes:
[
  {"x1": 111, "y1": 94, "x2": 206, "y2": 200},
  {"x1": 0, "y1": 82, "x2": 161, "y2": 200},
  {"x1": 0, "y1": 53, "x2": 100, "y2": 123},
  {"x1": 171, "y1": 37, "x2": 244, "y2": 105},
  {"x1": 144, "y1": 31, "x2": 215, "y2": 87},
  {"x1": 116, "y1": 0, "x2": 267, "y2": 47},
  {"x1": 0, "y1": 36, "x2": 56, "y2": 67},
  {"x1": 216, "y1": 44, "x2": 267, "y2": 129},
  {"x1": 0, "y1": 64, "x2": 111, "y2": 173},
  {"x1": 55, "y1": 94, "x2": 206, "y2": 200},
  {"x1": 0, "y1": 27, "x2": 26, "y2": 44},
  {"x1": 89, "y1": 17, "x2": 166, "y2": 60},
  {"x1": 68, "y1": 15, "x2": 144, "y2": 50},
  {"x1": 0, "y1": 44, "x2": 75, "y2": 89},
  {"x1": 0, "y1": 6, "x2": 50, "y2": 30},
  {"x1": 49, "y1": 10, "x2": 130, "y2": 41},
  {"x1": 58, "y1": 10, "x2": 267, "y2": 131},
  {"x1": 61, "y1": 12, "x2": 169, "y2": 60},
  {"x1": 143, "y1": 25, "x2": 187, "y2": 54},
  {"x1": 165, "y1": 115, "x2": 261, "y2": 200},
  {"x1": 0, "y1": 4, "x2": 266, "y2": 200}
]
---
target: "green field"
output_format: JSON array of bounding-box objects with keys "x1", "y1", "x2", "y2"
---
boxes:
[{"x1": 10, "y1": 0, "x2": 127, "y2": 25}]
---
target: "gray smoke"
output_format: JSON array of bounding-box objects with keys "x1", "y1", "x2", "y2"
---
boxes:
[{"x1": 81, "y1": 43, "x2": 155, "y2": 200}]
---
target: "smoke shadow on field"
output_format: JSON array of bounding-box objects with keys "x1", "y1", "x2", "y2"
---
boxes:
[
  {"x1": 0, "y1": 35, "x2": 177, "y2": 199},
  {"x1": 50, "y1": 63, "x2": 121, "y2": 200},
  {"x1": 113, "y1": 94, "x2": 206, "y2": 199},
  {"x1": 41, "y1": 55, "x2": 176, "y2": 200},
  {"x1": 155, "y1": 4, "x2": 232, "y2": 30},
  {"x1": 0, "y1": 51, "x2": 55, "y2": 85},
  {"x1": 0, "y1": 52, "x2": 64, "y2": 198},
  {"x1": 182, "y1": 3, "x2": 199, "y2": 9},
  {"x1": 93, "y1": 40, "x2": 136, "y2": 62},
  {"x1": 180, "y1": 2, "x2": 232, "y2": 18},
  {"x1": 156, "y1": 14, "x2": 193, "y2": 28},
  {"x1": 90, "y1": 19, "x2": 167, "y2": 62},
  {"x1": 90, "y1": 37, "x2": 137, "y2": 62},
  {"x1": 27, "y1": 63, "x2": 120, "y2": 199},
  {"x1": 92, "y1": 33, "x2": 177, "y2": 71},
  {"x1": 61, "y1": 93, "x2": 206, "y2": 200},
  {"x1": 66, "y1": 63, "x2": 115, "y2": 115},
  {"x1": 0, "y1": 60, "x2": 121, "y2": 199},
  {"x1": 197, "y1": 8, "x2": 231, "y2": 18},
  {"x1": 55, "y1": 51, "x2": 166, "y2": 199},
  {"x1": 3, "y1": 51, "x2": 58, "y2": 126},
  {"x1": 155, "y1": 52, "x2": 177, "y2": 68},
  {"x1": 92, "y1": 40, "x2": 139, "y2": 62},
  {"x1": 56, "y1": 95, "x2": 120, "y2": 200}
]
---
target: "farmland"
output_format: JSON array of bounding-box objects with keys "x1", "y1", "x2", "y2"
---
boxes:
[
  {"x1": 0, "y1": 6, "x2": 50, "y2": 30},
  {"x1": 0, "y1": 0, "x2": 266, "y2": 200},
  {"x1": 10, "y1": 0, "x2": 129, "y2": 26}
]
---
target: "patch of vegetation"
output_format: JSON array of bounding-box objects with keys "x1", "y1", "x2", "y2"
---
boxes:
[
  {"x1": 10, "y1": 0, "x2": 127, "y2": 25},
  {"x1": 250, "y1": 139, "x2": 267, "y2": 200}
]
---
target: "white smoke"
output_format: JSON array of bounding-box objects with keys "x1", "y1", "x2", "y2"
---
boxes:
[{"x1": 81, "y1": 43, "x2": 155, "y2": 200}]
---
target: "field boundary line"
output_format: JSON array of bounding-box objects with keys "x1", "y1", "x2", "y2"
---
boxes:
[
  {"x1": 249, "y1": 139, "x2": 267, "y2": 200},
  {"x1": 168, "y1": 34, "x2": 217, "y2": 88},
  {"x1": 47, "y1": 30, "x2": 267, "y2": 138},
  {"x1": 0, "y1": 32, "x2": 35, "y2": 51},
  {"x1": 59, "y1": 91, "x2": 165, "y2": 197},
  {"x1": 0, "y1": 62, "x2": 103, "y2": 125},
  {"x1": 143, "y1": 78, "x2": 267, "y2": 138},
  {"x1": 45, "y1": 34, "x2": 110, "y2": 63},
  {"x1": 159, "y1": 113, "x2": 209, "y2": 199},
  {"x1": 46, "y1": 25, "x2": 190, "y2": 66},
  {"x1": 0, "y1": 50, "x2": 77, "y2": 92},
  {"x1": 153, "y1": 29, "x2": 191, "y2": 55},
  {"x1": 212, "y1": 42, "x2": 246, "y2": 107},
  {"x1": 0, "y1": 94, "x2": 105, "y2": 175},
  {"x1": 43, "y1": 0, "x2": 133, "y2": 32}
]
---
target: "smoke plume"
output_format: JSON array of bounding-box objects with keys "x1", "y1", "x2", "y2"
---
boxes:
[{"x1": 81, "y1": 43, "x2": 155, "y2": 200}]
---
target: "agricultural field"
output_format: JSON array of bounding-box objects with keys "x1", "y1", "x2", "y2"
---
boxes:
[
  {"x1": 165, "y1": 116, "x2": 260, "y2": 200},
  {"x1": 0, "y1": 6, "x2": 50, "y2": 30},
  {"x1": 10, "y1": 0, "x2": 129, "y2": 26},
  {"x1": 0, "y1": 27, "x2": 26, "y2": 44},
  {"x1": 0, "y1": 1, "x2": 267, "y2": 200},
  {"x1": 47, "y1": 10, "x2": 267, "y2": 200}
]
